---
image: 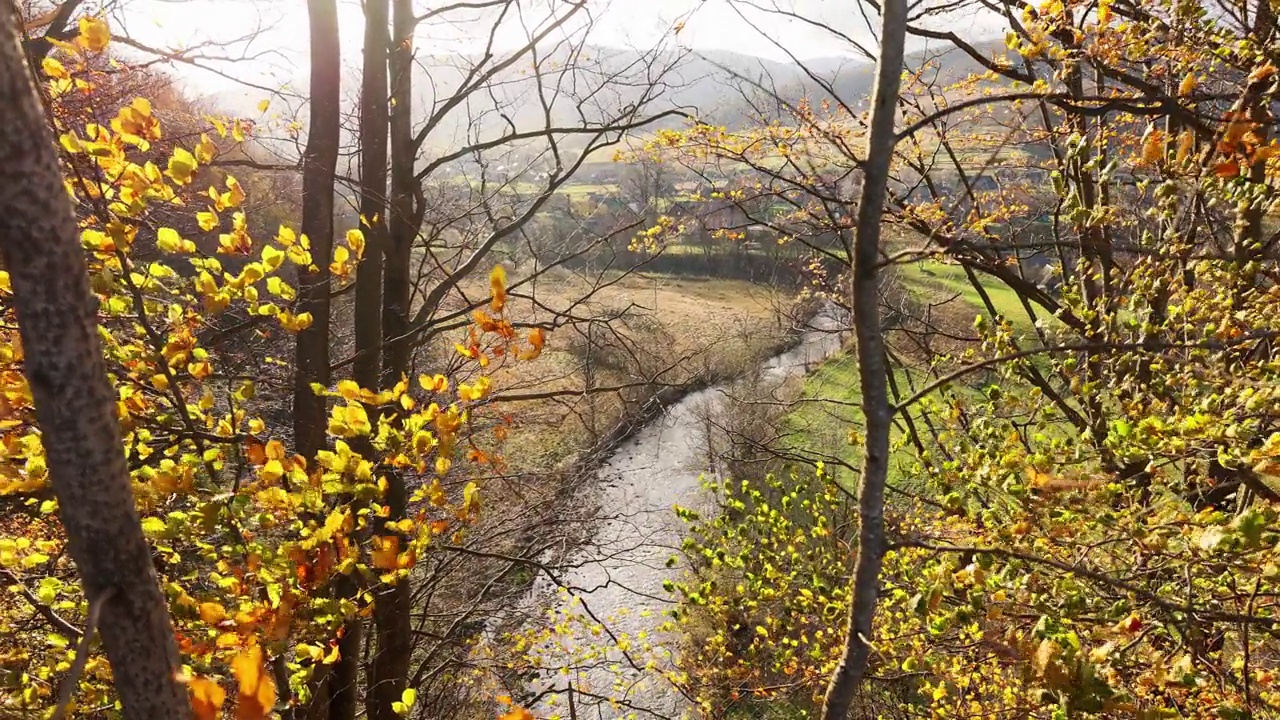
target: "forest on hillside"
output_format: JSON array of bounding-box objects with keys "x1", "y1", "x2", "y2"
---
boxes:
[{"x1": 1, "y1": 0, "x2": 1280, "y2": 719}]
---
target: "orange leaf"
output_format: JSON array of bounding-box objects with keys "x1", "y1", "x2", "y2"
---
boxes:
[
  {"x1": 264, "y1": 439, "x2": 287, "y2": 461},
  {"x1": 489, "y1": 265, "x2": 508, "y2": 312},
  {"x1": 1175, "y1": 131, "x2": 1194, "y2": 163},
  {"x1": 371, "y1": 535, "x2": 401, "y2": 570},
  {"x1": 1248, "y1": 63, "x2": 1277, "y2": 84},
  {"x1": 1214, "y1": 160, "x2": 1241, "y2": 178},
  {"x1": 1178, "y1": 72, "x2": 1196, "y2": 97},
  {"x1": 1140, "y1": 127, "x2": 1164, "y2": 164},
  {"x1": 500, "y1": 708, "x2": 535, "y2": 720},
  {"x1": 519, "y1": 327, "x2": 546, "y2": 360},
  {"x1": 186, "y1": 676, "x2": 227, "y2": 720},
  {"x1": 244, "y1": 441, "x2": 267, "y2": 466},
  {"x1": 473, "y1": 309, "x2": 499, "y2": 333},
  {"x1": 232, "y1": 644, "x2": 277, "y2": 720}
]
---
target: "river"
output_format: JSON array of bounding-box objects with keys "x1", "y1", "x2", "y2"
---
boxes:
[{"x1": 519, "y1": 305, "x2": 849, "y2": 720}]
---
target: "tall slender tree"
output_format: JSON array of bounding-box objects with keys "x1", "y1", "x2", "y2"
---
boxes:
[
  {"x1": 819, "y1": 0, "x2": 907, "y2": 716},
  {"x1": 0, "y1": 4, "x2": 189, "y2": 719},
  {"x1": 354, "y1": 0, "x2": 389, "y2": 388},
  {"x1": 367, "y1": 5, "x2": 415, "y2": 718},
  {"x1": 293, "y1": 2, "x2": 348, "y2": 719}
]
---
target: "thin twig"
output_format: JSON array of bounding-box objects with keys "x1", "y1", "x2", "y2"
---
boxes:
[{"x1": 51, "y1": 586, "x2": 115, "y2": 720}]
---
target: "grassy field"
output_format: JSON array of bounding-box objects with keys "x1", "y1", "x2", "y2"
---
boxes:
[
  {"x1": 895, "y1": 260, "x2": 1036, "y2": 331},
  {"x1": 444, "y1": 271, "x2": 793, "y2": 471},
  {"x1": 780, "y1": 258, "x2": 1040, "y2": 495}
]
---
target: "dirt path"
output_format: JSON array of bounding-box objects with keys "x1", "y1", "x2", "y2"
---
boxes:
[{"x1": 521, "y1": 306, "x2": 848, "y2": 719}]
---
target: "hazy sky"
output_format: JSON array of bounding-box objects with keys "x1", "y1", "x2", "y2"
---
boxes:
[{"x1": 107, "y1": 0, "x2": 999, "y2": 100}]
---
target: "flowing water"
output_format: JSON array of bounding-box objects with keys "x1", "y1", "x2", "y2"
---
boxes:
[{"x1": 522, "y1": 306, "x2": 848, "y2": 719}]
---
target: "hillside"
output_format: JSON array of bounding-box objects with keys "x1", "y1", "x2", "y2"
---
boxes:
[{"x1": 206, "y1": 37, "x2": 1011, "y2": 144}]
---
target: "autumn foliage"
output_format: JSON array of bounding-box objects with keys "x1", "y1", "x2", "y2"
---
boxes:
[{"x1": 0, "y1": 18, "x2": 541, "y2": 717}]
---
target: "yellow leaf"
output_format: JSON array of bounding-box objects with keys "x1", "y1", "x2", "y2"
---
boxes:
[
  {"x1": 81, "y1": 229, "x2": 113, "y2": 252},
  {"x1": 41, "y1": 57, "x2": 67, "y2": 79},
  {"x1": 59, "y1": 132, "x2": 82, "y2": 154},
  {"x1": 489, "y1": 265, "x2": 508, "y2": 312},
  {"x1": 198, "y1": 209, "x2": 220, "y2": 232},
  {"x1": 77, "y1": 16, "x2": 110, "y2": 52},
  {"x1": 462, "y1": 481, "x2": 480, "y2": 517},
  {"x1": 194, "y1": 133, "x2": 218, "y2": 164},
  {"x1": 199, "y1": 602, "x2": 227, "y2": 625},
  {"x1": 296, "y1": 643, "x2": 324, "y2": 662},
  {"x1": 261, "y1": 245, "x2": 285, "y2": 272},
  {"x1": 167, "y1": 147, "x2": 198, "y2": 185},
  {"x1": 224, "y1": 176, "x2": 246, "y2": 208},
  {"x1": 280, "y1": 311, "x2": 313, "y2": 333},
  {"x1": 1176, "y1": 130, "x2": 1195, "y2": 163},
  {"x1": 258, "y1": 99, "x2": 271, "y2": 113},
  {"x1": 419, "y1": 374, "x2": 449, "y2": 393},
  {"x1": 346, "y1": 229, "x2": 366, "y2": 259},
  {"x1": 261, "y1": 460, "x2": 284, "y2": 483},
  {"x1": 265, "y1": 439, "x2": 286, "y2": 461},
  {"x1": 337, "y1": 379, "x2": 362, "y2": 401},
  {"x1": 157, "y1": 227, "x2": 185, "y2": 253},
  {"x1": 458, "y1": 377, "x2": 491, "y2": 402},
  {"x1": 519, "y1": 327, "x2": 546, "y2": 360},
  {"x1": 330, "y1": 245, "x2": 351, "y2": 277}
]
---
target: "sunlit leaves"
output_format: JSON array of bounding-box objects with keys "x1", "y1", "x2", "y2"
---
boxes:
[
  {"x1": 0, "y1": 56, "x2": 551, "y2": 716},
  {"x1": 157, "y1": 228, "x2": 194, "y2": 254},
  {"x1": 194, "y1": 134, "x2": 218, "y2": 164},
  {"x1": 112, "y1": 98, "x2": 161, "y2": 148},
  {"x1": 41, "y1": 57, "x2": 67, "y2": 80},
  {"x1": 184, "y1": 675, "x2": 226, "y2": 720},
  {"x1": 518, "y1": 328, "x2": 545, "y2": 361},
  {"x1": 197, "y1": 210, "x2": 219, "y2": 232},
  {"x1": 327, "y1": 403, "x2": 373, "y2": 438},
  {"x1": 166, "y1": 147, "x2": 198, "y2": 185},
  {"x1": 76, "y1": 16, "x2": 110, "y2": 53},
  {"x1": 458, "y1": 378, "x2": 490, "y2": 402},
  {"x1": 231, "y1": 644, "x2": 276, "y2": 720},
  {"x1": 392, "y1": 688, "x2": 417, "y2": 716},
  {"x1": 345, "y1": 229, "x2": 365, "y2": 259},
  {"x1": 489, "y1": 265, "x2": 508, "y2": 312}
]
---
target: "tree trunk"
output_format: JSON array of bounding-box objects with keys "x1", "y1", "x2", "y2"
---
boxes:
[
  {"x1": 818, "y1": 0, "x2": 906, "y2": 717},
  {"x1": 382, "y1": 0, "x2": 416, "y2": 387},
  {"x1": 0, "y1": 6, "x2": 189, "y2": 719},
  {"x1": 294, "y1": 2, "x2": 351, "y2": 720},
  {"x1": 368, "y1": 3, "x2": 415, "y2": 719},
  {"x1": 354, "y1": 0, "x2": 389, "y2": 388},
  {"x1": 294, "y1": 0, "x2": 341, "y2": 461}
]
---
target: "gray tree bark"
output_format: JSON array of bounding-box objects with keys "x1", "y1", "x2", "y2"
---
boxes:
[
  {"x1": 293, "y1": 0, "x2": 341, "y2": 461},
  {"x1": 368, "y1": 6, "x2": 414, "y2": 718},
  {"x1": 819, "y1": 0, "x2": 906, "y2": 717},
  {"x1": 0, "y1": 4, "x2": 190, "y2": 718},
  {"x1": 354, "y1": 0, "x2": 389, "y2": 389}
]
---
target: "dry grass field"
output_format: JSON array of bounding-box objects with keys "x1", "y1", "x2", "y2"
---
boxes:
[{"x1": 444, "y1": 270, "x2": 797, "y2": 471}]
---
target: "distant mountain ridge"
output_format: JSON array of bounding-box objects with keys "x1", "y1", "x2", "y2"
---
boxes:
[{"x1": 205, "y1": 37, "x2": 1007, "y2": 153}]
